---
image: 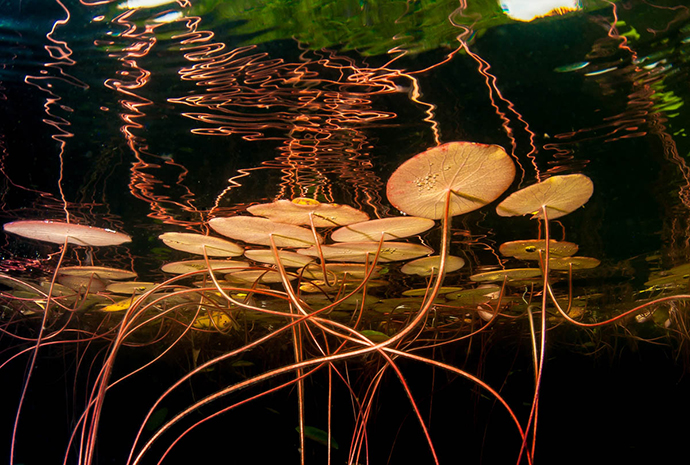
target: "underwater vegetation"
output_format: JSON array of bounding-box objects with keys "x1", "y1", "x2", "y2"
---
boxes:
[
  {"x1": 2, "y1": 141, "x2": 690, "y2": 464},
  {"x1": 2, "y1": 0, "x2": 690, "y2": 463}
]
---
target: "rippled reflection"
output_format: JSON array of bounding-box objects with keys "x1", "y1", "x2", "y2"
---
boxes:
[{"x1": 1, "y1": 1, "x2": 690, "y2": 464}]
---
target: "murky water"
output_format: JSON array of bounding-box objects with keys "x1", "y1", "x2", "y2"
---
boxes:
[{"x1": 1, "y1": 1, "x2": 690, "y2": 464}]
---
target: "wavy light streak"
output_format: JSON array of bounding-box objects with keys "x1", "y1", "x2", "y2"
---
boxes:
[
  {"x1": 167, "y1": 20, "x2": 418, "y2": 217},
  {"x1": 100, "y1": 6, "x2": 206, "y2": 227}
]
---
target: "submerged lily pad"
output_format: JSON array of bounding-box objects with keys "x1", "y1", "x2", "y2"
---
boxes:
[
  {"x1": 244, "y1": 249, "x2": 315, "y2": 268},
  {"x1": 105, "y1": 281, "x2": 158, "y2": 294},
  {"x1": 161, "y1": 259, "x2": 250, "y2": 274},
  {"x1": 645, "y1": 263, "x2": 690, "y2": 288},
  {"x1": 402, "y1": 286, "x2": 463, "y2": 296},
  {"x1": 386, "y1": 141, "x2": 515, "y2": 219},
  {"x1": 299, "y1": 263, "x2": 382, "y2": 280},
  {"x1": 193, "y1": 311, "x2": 234, "y2": 330},
  {"x1": 548, "y1": 256, "x2": 601, "y2": 270},
  {"x1": 100, "y1": 295, "x2": 144, "y2": 312},
  {"x1": 445, "y1": 285, "x2": 501, "y2": 304},
  {"x1": 58, "y1": 274, "x2": 107, "y2": 293},
  {"x1": 3, "y1": 220, "x2": 131, "y2": 246},
  {"x1": 469, "y1": 268, "x2": 542, "y2": 282},
  {"x1": 400, "y1": 255, "x2": 465, "y2": 276},
  {"x1": 496, "y1": 174, "x2": 593, "y2": 219},
  {"x1": 247, "y1": 198, "x2": 368, "y2": 227},
  {"x1": 499, "y1": 239, "x2": 579, "y2": 260},
  {"x1": 331, "y1": 216, "x2": 435, "y2": 242},
  {"x1": 58, "y1": 266, "x2": 137, "y2": 280},
  {"x1": 297, "y1": 241, "x2": 433, "y2": 263},
  {"x1": 225, "y1": 269, "x2": 295, "y2": 284},
  {"x1": 209, "y1": 216, "x2": 322, "y2": 248},
  {"x1": 159, "y1": 232, "x2": 244, "y2": 257}
]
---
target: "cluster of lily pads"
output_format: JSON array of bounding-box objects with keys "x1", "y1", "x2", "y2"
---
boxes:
[{"x1": 1, "y1": 141, "x2": 683, "y2": 465}]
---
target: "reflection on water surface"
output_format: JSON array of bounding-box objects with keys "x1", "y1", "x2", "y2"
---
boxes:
[{"x1": 1, "y1": 1, "x2": 690, "y2": 464}]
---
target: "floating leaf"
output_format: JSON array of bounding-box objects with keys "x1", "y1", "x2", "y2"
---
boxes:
[
  {"x1": 193, "y1": 311, "x2": 234, "y2": 330},
  {"x1": 496, "y1": 174, "x2": 593, "y2": 220},
  {"x1": 145, "y1": 407, "x2": 169, "y2": 432},
  {"x1": 360, "y1": 330, "x2": 390, "y2": 342},
  {"x1": 209, "y1": 216, "x2": 322, "y2": 248},
  {"x1": 247, "y1": 198, "x2": 368, "y2": 227},
  {"x1": 225, "y1": 269, "x2": 295, "y2": 284},
  {"x1": 105, "y1": 281, "x2": 158, "y2": 294},
  {"x1": 159, "y1": 232, "x2": 244, "y2": 257},
  {"x1": 400, "y1": 255, "x2": 465, "y2": 276},
  {"x1": 3, "y1": 220, "x2": 131, "y2": 246},
  {"x1": 299, "y1": 263, "x2": 382, "y2": 280},
  {"x1": 548, "y1": 256, "x2": 601, "y2": 271},
  {"x1": 297, "y1": 426, "x2": 339, "y2": 449},
  {"x1": 499, "y1": 239, "x2": 579, "y2": 259},
  {"x1": 386, "y1": 141, "x2": 515, "y2": 219},
  {"x1": 469, "y1": 268, "x2": 542, "y2": 282},
  {"x1": 161, "y1": 259, "x2": 250, "y2": 274},
  {"x1": 331, "y1": 216, "x2": 435, "y2": 242},
  {"x1": 244, "y1": 249, "x2": 314, "y2": 268},
  {"x1": 297, "y1": 241, "x2": 432, "y2": 263},
  {"x1": 402, "y1": 286, "x2": 463, "y2": 296},
  {"x1": 445, "y1": 285, "x2": 501, "y2": 304},
  {"x1": 58, "y1": 274, "x2": 107, "y2": 293},
  {"x1": 100, "y1": 295, "x2": 143, "y2": 312},
  {"x1": 58, "y1": 266, "x2": 137, "y2": 280}
]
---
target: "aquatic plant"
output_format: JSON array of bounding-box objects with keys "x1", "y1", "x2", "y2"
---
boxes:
[{"x1": 2, "y1": 140, "x2": 690, "y2": 465}]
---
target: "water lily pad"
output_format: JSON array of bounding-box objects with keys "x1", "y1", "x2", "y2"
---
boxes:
[
  {"x1": 58, "y1": 266, "x2": 137, "y2": 280},
  {"x1": 193, "y1": 311, "x2": 234, "y2": 330},
  {"x1": 209, "y1": 216, "x2": 322, "y2": 248},
  {"x1": 371, "y1": 297, "x2": 445, "y2": 313},
  {"x1": 645, "y1": 264, "x2": 690, "y2": 288},
  {"x1": 159, "y1": 232, "x2": 244, "y2": 257},
  {"x1": 402, "y1": 286, "x2": 463, "y2": 296},
  {"x1": 247, "y1": 198, "x2": 369, "y2": 227},
  {"x1": 299, "y1": 263, "x2": 382, "y2": 280},
  {"x1": 359, "y1": 330, "x2": 390, "y2": 342},
  {"x1": 297, "y1": 241, "x2": 433, "y2": 263},
  {"x1": 330, "y1": 216, "x2": 435, "y2": 242},
  {"x1": 499, "y1": 239, "x2": 579, "y2": 259},
  {"x1": 400, "y1": 255, "x2": 465, "y2": 276},
  {"x1": 161, "y1": 259, "x2": 250, "y2": 274},
  {"x1": 469, "y1": 268, "x2": 542, "y2": 282},
  {"x1": 386, "y1": 141, "x2": 515, "y2": 219},
  {"x1": 548, "y1": 256, "x2": 601, "y2": 270},
  {"x1": 445, "y1": 285, "x2": 501, "y2": 304},
  {"x1": 244, "y1": 249, "x2": 314, "y2": 268},
  {"x1": 297, "y1": 426, "x2": 339, "y2": 450},
  {"x1": 100, "y1": 295, "x2": 144, "y2": 312},
  {"x1": 225, "y1": 269, "x2": 295, "y2": 284},
  {"x1": 57, "y1": 274, "x2": 107, "y2": 293},
  {"x1": 496, "y1": 174, "x2": 593, "y2": 219},
  {"x1": 301, "y1": 292, "x2": 379, "y2": 309},
  {"x1": 3, "y1": 220, "x2": 131, "y2": 246},
  {"x1": 105, "y1": 281, "x2": 158, "y2": 294},
  {"x1": 298, "y1": 278, "x2": 387, "y2": 293}
]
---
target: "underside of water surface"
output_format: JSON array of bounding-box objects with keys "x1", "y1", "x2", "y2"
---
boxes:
[{"x1": 1, "y1": 0, "x2": 690, "y2": 464}]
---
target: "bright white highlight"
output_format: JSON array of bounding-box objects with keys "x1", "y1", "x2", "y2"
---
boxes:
[
  {"x1": 501, "y1": 0, "x2": 581, "y2": 22},
  {"x1": 117, "y1": 0, "x2": 178, "y2": 10}
]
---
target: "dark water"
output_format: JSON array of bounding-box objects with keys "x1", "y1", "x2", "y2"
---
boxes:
[{"x1": 1, "y1": 0, "x2": 690, "y2": 464}]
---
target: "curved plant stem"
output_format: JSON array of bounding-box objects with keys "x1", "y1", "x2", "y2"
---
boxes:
[{"x1": 10, "y1": 236, "x2": 69, "y2": 465}]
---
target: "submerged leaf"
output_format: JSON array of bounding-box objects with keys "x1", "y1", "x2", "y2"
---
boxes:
[
  {"x1": 247, "y1": 198, "x2": 368, "y2": 227},
  {"x1": 360, "y1": 330, "x2": 390, "y2": 342},
  {"x1": 297, "y1": 426, "x2": 339, "y2": 449},
  {"x1": 3, "y1": 220, "x2": 131, "y2": 246},
  {"x1": 386, "y1": 141, "x2": 515, "y2": 219},
  {"x1": 159, "y1": 232, "x2": 244, "y2": 257},
  {"x1": 496, "y1": 174, "x2": 593, "y2": 219}
]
